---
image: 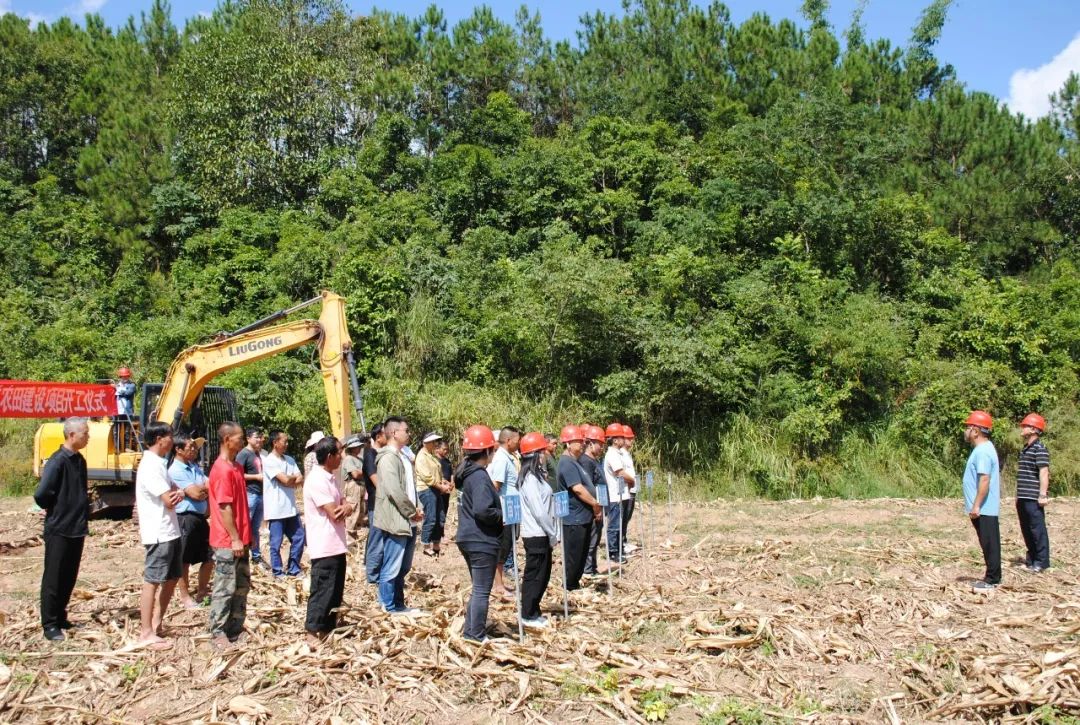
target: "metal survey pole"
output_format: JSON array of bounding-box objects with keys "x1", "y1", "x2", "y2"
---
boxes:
[
  {"x1": 554, "y1": 490, "x2": 570, "y2": 619},
  {"x1": 645, "y1": 470, "x2": 655, "y2": 557},
  {"x1": 617, "y1": 491, "x2": 624, "y2": 579},
  {"x1": 504, "y1": 494, "x2": 524, "y2": 643},
  {"x1": 667, "y1": 472, "x2": 674, "y2": 538},
  {"x1": 597, "y1": 483, "x2": 611, "y2": 595}
]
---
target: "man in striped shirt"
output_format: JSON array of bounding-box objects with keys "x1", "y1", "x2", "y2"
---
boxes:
[{"x1": 1016, "y1": 413, "x2": 1051, "y2": 573}]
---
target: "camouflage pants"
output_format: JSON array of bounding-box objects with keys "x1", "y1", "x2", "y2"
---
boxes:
[
  {"x1": 209, "y1": 547, "x2": 250, "y2": 638},
  {"x1": 343, "y1": 480, "x2": 366, "y2": 547}
]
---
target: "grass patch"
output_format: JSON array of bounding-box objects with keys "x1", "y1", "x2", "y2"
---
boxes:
[
  {"x1": 121, "y1": 660, "x2": 145, "y2": 683},
  {"x1": 638, "y1": 685, "x2": 673, "y2": 721},
  {"x1": 697, "y1": 697, "x2": 771, "y2": 725},
  {"x1": 557, "y1": 673, "x2": 589, "y2": 699},
  {"x1": 1032, "y1": 705, "x2": 1080, "y2": 725},
  {"x1": 0, "y1": 419, "x2": 38, "y2": 497},
  {"x1": 625, "y1": 619, "x2": 675, "y2": 646}
]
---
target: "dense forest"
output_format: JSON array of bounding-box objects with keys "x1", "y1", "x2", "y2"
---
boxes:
[{"x1": 1, "y1": 0, "x2": 1078, "y2": 497}]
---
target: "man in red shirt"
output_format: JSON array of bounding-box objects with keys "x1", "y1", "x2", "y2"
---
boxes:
[{"x1": 208, "y1": 422, "x2": 251, "y2": 650}]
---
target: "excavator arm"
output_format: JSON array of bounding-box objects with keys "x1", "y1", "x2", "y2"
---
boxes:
[{"x1": 154, "y1": 290, "x2": 364, "y2": 439}]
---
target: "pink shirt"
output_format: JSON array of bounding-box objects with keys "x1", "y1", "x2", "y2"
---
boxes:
[{"x1": 303, "y1": 465, "x2": 347, "y2": 559}]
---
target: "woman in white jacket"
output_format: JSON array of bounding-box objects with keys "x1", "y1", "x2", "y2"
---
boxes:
[{"x1": 517, "y1": 431, "x2": 558, "y2": 629}]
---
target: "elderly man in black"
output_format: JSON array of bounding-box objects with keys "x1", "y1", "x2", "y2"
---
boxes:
[{"x1": 34, "y1": 417, "x2": 91, "y2": 641}]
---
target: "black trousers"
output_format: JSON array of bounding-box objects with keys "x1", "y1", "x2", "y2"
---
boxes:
[
  {"x1": 563, "y1": 523, "x2": 590, "y2": 590},
  {"x1": 621, "y1": 495, "x2": 636, "y2": 539},
  {"x1": 583, "y1": 519, "x2": 603, "y2": 574},
  {"x1": 521, "y1": 536, "x2": 553, "y2": 619},
  {"x1": 970, "y1": 515, "x2": 1001, "y2": 585},
  {"x1": 1016, "y1": 499, "x2": 1050, "y2": 568},
  {"x1": 305, "y1": 554, "x2": 346, "y2": 633},
  {"x1": 459, "y1": 545, "x2": 497, "y2": 641},
  {"x1": 41, "y1": 534, "x2": 85, "y2": 630}
]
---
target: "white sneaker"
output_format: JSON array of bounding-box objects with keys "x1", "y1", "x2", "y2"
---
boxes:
[
  {"x1": 391, "y1": 607, "x2": 429, "y2": 618},
  {"x1": 624, "y1": 543, "x2": 639, "y2": 553},
  {"x1": 522, "y1": 616, "x2": 549, "y2": 629}
]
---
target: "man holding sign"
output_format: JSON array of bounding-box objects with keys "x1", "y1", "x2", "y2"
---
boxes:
[
  {"x1": 603, "y1": 424, "x2": 631, "y2": 563},
  {"x1": 556, "y1": 426, "x2": 601, "y2": 591}
]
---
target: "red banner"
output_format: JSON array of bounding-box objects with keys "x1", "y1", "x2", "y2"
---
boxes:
[{"x1": 0, "y1": 381, "x2": 118, "y2": 418}]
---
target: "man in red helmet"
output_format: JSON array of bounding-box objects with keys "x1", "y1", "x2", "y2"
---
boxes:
[
  {"x1": 556, "y1": 426, "x2": 601, "y2": 590},
  {"x1": 619, "y1": 425, "x2": 639, "y2": 553},
  {"x1": 962, "y1": 411, "x2": 1001, "y2": 591},
  {"x1": 579, "y1": 426, "x2": 607, "y2": 578},
  {"x1": 1016, "y1": 413, "x2": 1051, "y2": 572},
  {"x1": 114, "y1": 367, "x2": 136, "y2": 418}
]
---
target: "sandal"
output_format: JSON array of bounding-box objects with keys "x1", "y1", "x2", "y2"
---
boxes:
[
  {"x1": 137, "y1": 636, "x2": 173, "y2": 651},
  {"x1": 422, "y1": 548, "x2": 435, "y2": 557}
]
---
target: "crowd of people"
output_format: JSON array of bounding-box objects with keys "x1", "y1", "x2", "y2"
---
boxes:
[
  {"x1": 30, "y1": 408, "x2": 1053, "y2": 647},
  {"x1": 30, "y1": 414, "x2": 647, "y2": 647}
]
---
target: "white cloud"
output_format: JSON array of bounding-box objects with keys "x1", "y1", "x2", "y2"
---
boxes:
[
  {"x1": 0, "y1": 0, "x2": 49, "y2": 25},
  {"x1": 1007, "y1": 32, "x2": 1080, "y2": 119},
  {"x1": 76, "y1": 0, "x2": 106, "y2": 12}
]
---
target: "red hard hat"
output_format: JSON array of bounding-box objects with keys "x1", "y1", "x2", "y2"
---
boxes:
[
  {"x1": 559, "y1": 425, "x2": 584, "y2": 443},
  {"x1": 519, "y1": 431, "x2": 548, "y2": 455},
  {"x1": 604, "y1": 423, "x2": 623, "y2": 439},
  {"x1": 583, "y1": 425, "x2": 606, "y2": 443},
  {"x1": 622, "y1": 424, "x2": 635, "y2": 439},
  {"x1": 117, "y1": 367, "x2": 132, "y2": 377},
  {"x1": 462, "y1": 424, "x2": 497, "y2": 451},
  {"x1": 964, "y1": 410, "x2": 993, "y2": 430},
  {"x1": 1021, "y1": 413, "x2": 1046, "y2": 432}
]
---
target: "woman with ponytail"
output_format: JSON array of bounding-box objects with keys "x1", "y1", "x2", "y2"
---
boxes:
[{"x1": 517, "y1": 432, "x2": 557, "y2": 629}]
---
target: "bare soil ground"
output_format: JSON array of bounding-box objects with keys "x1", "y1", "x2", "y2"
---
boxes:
[{"x1": 0, "y1": 494, "x2": 1078, "y2": 723}]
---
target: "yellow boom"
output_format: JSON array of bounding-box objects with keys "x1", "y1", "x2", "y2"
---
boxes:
[{"x1": 154, "y1": 290, "x2": 360, "y2": 440}]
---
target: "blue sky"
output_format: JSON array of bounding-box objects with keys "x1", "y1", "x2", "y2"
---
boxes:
[{"x1": 7, "y1": 0, "x2": 1080, "y2": 118}]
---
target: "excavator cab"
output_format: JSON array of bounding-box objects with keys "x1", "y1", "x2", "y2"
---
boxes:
[{"x1": 141, "y1": 384, "x2": 238, "y2": 471}]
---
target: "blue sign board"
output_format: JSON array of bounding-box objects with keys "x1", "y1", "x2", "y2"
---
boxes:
[
  {"x1": 503, "y1": 494, "x2": 522, "y2": 526},
  {"x1": 597, "y1": 483, "x2": 609, "y2": 507},
  {"x1": 646, "y1": 470, "x2": 655, "y2": 489},
  {"x1": 554, "y1": 490, "x2": 570, "y2": 519}
]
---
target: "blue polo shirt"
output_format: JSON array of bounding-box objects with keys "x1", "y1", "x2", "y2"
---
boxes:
[
  {"x1": 962, "y1": 440, "x2": 1000, "y2": 517},
  {"x1": 170, "y1": 458, "x2": 209, "y2": 515},
  {"x1": 487, "y1": 447, "x2": 518, "y2": 497}
]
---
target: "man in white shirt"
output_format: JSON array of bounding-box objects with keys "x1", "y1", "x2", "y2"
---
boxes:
[
  {"x1": 603, "y1": 423, "x2": 632, "y2": 563},
  {"x1": 135, "y1": 422, "x2": 183, "y2": 650},
  {"x1": 620, "y1": 425, "x2": 639, "y2": 553},
  {"x1": 263, "y1": 430, "x2": 306, "y2": 577},
  {"x1": 487, "y1": 427, "x2": 521, "y2": 598}
]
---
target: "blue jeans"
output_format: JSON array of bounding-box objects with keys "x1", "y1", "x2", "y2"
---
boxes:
[
  {"x1": 246, "y1": 492, "x2": 264, "y2": 562},
  {"x1": 459, "y1": 545, "x2": 496, "y2": 641},
  {"x1": 419, "y1": 489, "x2": 448, "y2": 544},
  {"x1": 268, "y1": 515, "x2": 305, "y2": 576},
  {"x1": 606, "y1": 501, "x2": 624, "y2": 560},
  {"x1": 365, "y1": 525, "x2": 385, "y2": 584},
  {"x1": 377, "y1": 528, "x2": 416, "y2": 612}
]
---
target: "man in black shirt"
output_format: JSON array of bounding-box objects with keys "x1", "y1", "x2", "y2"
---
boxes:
[
  {"x1": 556, "y1": 425, "x2": 602, "y2": 591},
  {"x1": 235, "y1": 428, "x2": 266, "y2": 570},
  {"x1": 579, "y1": 426, "x2": 607, "y2": 577},
  {"x1": 34, "y1": 418, "x2": 91, "y2": 641},
  {"x1": 1016, "y1": 413, "x2": 1052, "y2": 572}
]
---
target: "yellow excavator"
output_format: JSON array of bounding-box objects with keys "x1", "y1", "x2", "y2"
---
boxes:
[{"x1": 33, "y1": 290, "x2": 366, "y2": 513}]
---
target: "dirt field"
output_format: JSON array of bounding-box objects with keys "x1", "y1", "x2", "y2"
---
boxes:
[{"x1": 0, "y1": 494, "x2": 1078, "y2": 723}]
